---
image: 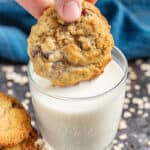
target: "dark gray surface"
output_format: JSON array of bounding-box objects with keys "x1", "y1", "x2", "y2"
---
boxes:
[{"x1": 0, "y1": 59, "x2": 150, "y2": 150}]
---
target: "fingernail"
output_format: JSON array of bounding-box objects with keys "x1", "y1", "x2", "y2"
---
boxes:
[{"x1": 63, "y1": 1, "x2": 81, "y2": 22}]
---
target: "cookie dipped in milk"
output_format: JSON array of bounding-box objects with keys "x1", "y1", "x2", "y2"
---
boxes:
[{"x1": 28, "y1": 1, "x2": 128, "y2": 150}]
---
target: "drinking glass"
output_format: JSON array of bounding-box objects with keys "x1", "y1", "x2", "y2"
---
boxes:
[{"x1": 28, "y1": 47, "x2": 128, "y2": 150}]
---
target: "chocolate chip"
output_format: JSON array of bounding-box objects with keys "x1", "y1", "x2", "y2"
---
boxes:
[
  {"x1": 82, "y1": 9, "x2": 88, "y2": 16},
  {"x1": 12, "y1": 101, "x2": 23, "y2": 109},
  {"x1": 31, "y1": 45, "x2": 41, "y2": 57},
  {"x1": 43, "y1": 53, "x2": 50, "y2": 60}
]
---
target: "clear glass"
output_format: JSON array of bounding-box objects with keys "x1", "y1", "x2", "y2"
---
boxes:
[{"x1": 28, "y1": 47, "x2": 128, "y2": 150}]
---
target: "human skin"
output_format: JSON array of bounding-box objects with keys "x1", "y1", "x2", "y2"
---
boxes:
[{"x1": 16, "y1": 0, "x2": 96, "y2": 22}]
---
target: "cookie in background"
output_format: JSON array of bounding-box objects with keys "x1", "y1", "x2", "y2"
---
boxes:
[{"x1": 0, "y1": 92, "x2": 38, "y2": 150}]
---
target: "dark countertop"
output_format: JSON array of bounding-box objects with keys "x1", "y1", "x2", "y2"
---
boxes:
[{"x1": 0, "y1": 59, "x2": 150, "y2": 150}]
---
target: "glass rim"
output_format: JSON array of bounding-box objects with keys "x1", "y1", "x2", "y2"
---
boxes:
[{"x1": 28, "y1": 46, "x2": 128, "y2": 101}]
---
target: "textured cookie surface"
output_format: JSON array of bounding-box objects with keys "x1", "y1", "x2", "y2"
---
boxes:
[
  {"x1": 3, "y1": 128, "x2": 38, "y2": 150},
  {"x1": 28, "y1": 1, "x2": 114, "y2": 86},
  {"x1": 0, "y1": 92, "x2": 32, "y2": 147}
]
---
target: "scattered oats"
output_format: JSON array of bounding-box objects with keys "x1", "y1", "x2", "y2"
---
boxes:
[
  {"x1": 119, "y1": 134, "x2": 127, "y2": 140},
  {"x1": 22, "y1": 101, "x2": 29, "y2": 110},
  {"x1": 147, "y1": 84, "x2": 150, "y2": 94},
  {"x1": 7, "y1": 81, "x2": 13, "y2": 87},
  {"x1": 141, "y1": 64, "x2": 150, "y2": 71},
  {"x1": 129, "y1": 108, "x2": 135, "y2": 113},
  {"x1": 127, "y1": 93, "x2": 133, "y2": 98},
  {"x1": 31, "y1": 120, "x2": 36, "y2": 127},
  {"x1": 7, "y1": 89, "x2": 13, "y2": 95},
  {"x1": 136, "y1": 59, "x2": 142, "y2": 65},
  {"x1": 6, "y1": 72, "x2": 28, "y2": 85},
  {"x1": 126, "y1": 85, "x2": 131, "y2": 91},
  {"x1": 137, "y1": 110, "x2": 143, "y2": 115},
  {"x1": 2, "y1": 66, "x2": 14, "y2": 73},
  {"x1": 132, "y1": 98, "x2": 143, "y2": 106},
  {"x1": 6, "y1": 73, "x2": 28, "y2": 85},
  {"x1": 143, "y1": 113, "x2": 149, "y2": 118},
  {"x1": 147, "y1": 141, "x2": 150, "y2": 146},
  {"x1": 21, "y1": 65, "x2": 28, "y2": 72},
  {"x1": 118, "y1": 143, "x2": 124, "y2": 148},
  {"x1": 23, "y1": 99, "x2": 30, "y2": 105},
  {"x1": 119, "y1": 119, "x2": 127, "y2": 130},
  {"x1": 23, "y1": 76, "x2": 28, "y2": 81},
  {"x1": 138, "y1": 138, "x2": 143, "y2": 143},
  {"x1": 25, "y1": 92, "x2": 31, "y2": 98},
  {"x1": 123, "y1": 111, "x2": 132, "y2": 118},
  {"x1": 139, "y1": 104, "x2": 144, "y2": 109},
  {"x1": 113, "y1": 140, "x2": 118, "y2": 144},
  {"x1": 6, "y1": 72, "x2": 22, "y2": 83},
  {"x1": 125, "y1": 98, "x2": 130, "y2": 104},
  {"x1": 6, "y1": 73, "x2": 13, "y2": 80},
  {"x1": 127, "y1": 79, "x2": 131, "y2": 84},
  {"x1": 143, "y1": 97, "x2": 148, "y2": 102},
  {"x1": 123, "y1": 104, "x2": 128, "y2": 109},
  {"x1": 132, "y1": 98, "x2": 139, "y2": 104},
  {"x1": 134, "y1": 85, "x2": 140, "y2": 90},
  {"x1": 144, "y1": 102, "x2": 150, "y2": 109},
  {"x1": 145, "y1": 71, "x2": 150, "y2": 77},
  {"x1": 129, "y1": 72, "x2": 137, "y2": 80},
  {"x1": 20, "y1": 76, "x2": 28, "y2": 85},
  {"x1": 113, "y1": 145, "x2": 121, "y2": 150}
]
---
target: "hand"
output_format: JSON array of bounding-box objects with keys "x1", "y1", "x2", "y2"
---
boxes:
[{"x1": 16, "y1": 0, "x2": 96, "y2": 22}]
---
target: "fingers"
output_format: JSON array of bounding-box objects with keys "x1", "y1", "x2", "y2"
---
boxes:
[
  {"x1": 55, "y1": 0, "x2": 97, "y2": 22},
  {"x1": 55, "y1": 0, "x2": 82, "y2": 22},
  {"x1": 86, "y1": 0, "x2": 97, "y2": 4},
  {"x1": 16, "y1": 0, "x2": 96, "y2": 21},
  {"x1": 16, "y1": 0, "x2": 54, "y2": 19}
]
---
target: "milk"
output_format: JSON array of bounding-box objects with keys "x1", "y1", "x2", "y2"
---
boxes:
[{"x1": 29, "y1": 60, "x2": 126, "y2": 150}]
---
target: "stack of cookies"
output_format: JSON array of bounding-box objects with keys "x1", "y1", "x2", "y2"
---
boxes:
[{"x1": 0, "y1": 92, "x2": 38, "y2": 150}]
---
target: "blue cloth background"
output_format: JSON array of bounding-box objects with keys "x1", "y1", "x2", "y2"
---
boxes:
[{"x1": 0, "y1": 0, "x2": 150, "y2": 63}]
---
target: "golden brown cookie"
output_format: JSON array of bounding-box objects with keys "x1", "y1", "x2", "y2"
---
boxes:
[
  {"x1": 28, "y1": 1, "x2": 114, "y2": 86},
  {"x1": 0, "y1": 92, "x2": 32, "y2": 147},
  {"x1": 3, "y1": 128, "x2": 38, "y2": 150}
]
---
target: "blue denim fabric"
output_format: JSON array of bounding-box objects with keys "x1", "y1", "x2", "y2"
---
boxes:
[
  {"x1": 96, "y1": 0, "x2": 150, "y2": 60},
  {"x1": 0, "y1": 0, "x2": 149, "y2": 63}
]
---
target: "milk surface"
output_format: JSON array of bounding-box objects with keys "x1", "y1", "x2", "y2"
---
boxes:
[
  {"x1": 32, "y1": 60, "x2": 124, "y2": 98},
  {"x1": 29, "y1": 60, "x2": 126, "y2": 150}
]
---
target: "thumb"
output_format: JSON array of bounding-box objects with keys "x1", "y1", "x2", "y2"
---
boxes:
[{"x1": 55, "y1": 0, "x2": 82, "y2": 22}]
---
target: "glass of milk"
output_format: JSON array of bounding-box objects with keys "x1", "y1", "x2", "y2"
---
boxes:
[{"x1": 28, "y1": 47, "x2": 128, "y2": 150}]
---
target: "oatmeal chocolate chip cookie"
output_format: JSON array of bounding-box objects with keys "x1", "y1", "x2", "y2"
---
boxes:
[
  {"x1": 28, "y1": 1, "x2": 114, "y2": 86},
  {"x1": 0, "y1": 92, "x2": 32, "y2": 147},
  {"x1": 3, "y1": 128, "x2": 38, "y2": 150}
]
